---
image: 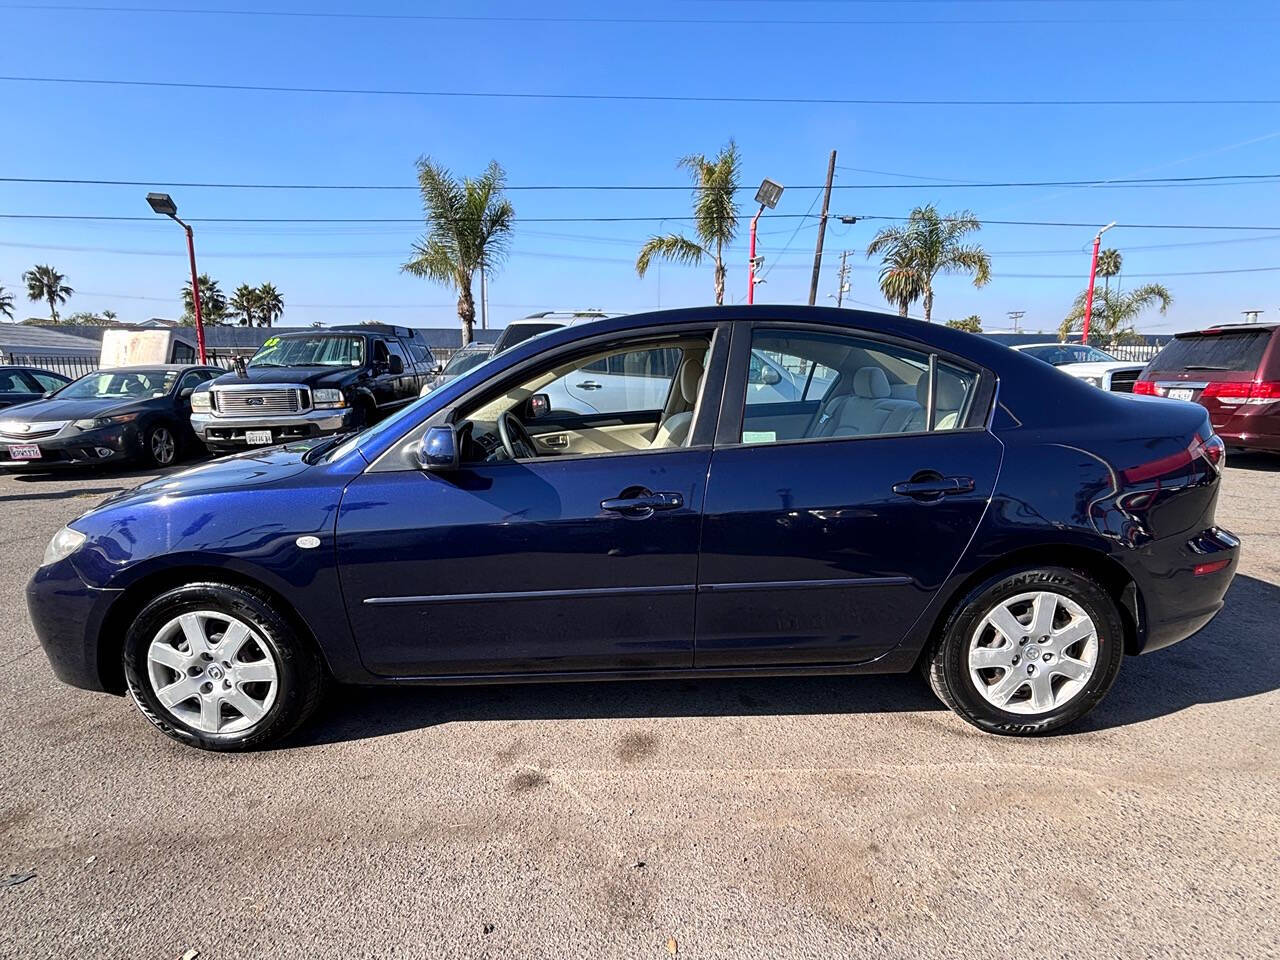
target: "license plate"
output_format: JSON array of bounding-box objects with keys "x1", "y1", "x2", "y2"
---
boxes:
[
  {"x1": 244, "y1": 430, "x2": 274, "y2": 445},
  {"x1": 1168, "y1": 388, "x2": 1195, "y2": 401},
  {"x1": 6, "y1": 443, "x2": 41, "y2": 460}
]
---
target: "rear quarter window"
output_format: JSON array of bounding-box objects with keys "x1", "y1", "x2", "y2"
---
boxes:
[{"x1": 1150, "y1": 330, "x2": 1272, "y2": 373}]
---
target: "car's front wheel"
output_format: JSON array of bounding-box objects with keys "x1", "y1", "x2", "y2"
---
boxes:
[
  {"x1": 144, "y1": 422, "x2": 179, "y2": 468},
  {"x1": 123, "y1": 582, "x2": 325, "y2": 750},
  {"x1": 925, "y1": 567, "x2": 1125, "y2": 735}
]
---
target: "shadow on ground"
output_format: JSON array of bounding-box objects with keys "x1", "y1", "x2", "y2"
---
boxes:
[
  {"x1": 292, "y1": 574, "x2": 1280, "y2": 747},
  {"x1": 1226, "y1": 451, "x2": 1280, "y2": 472}
]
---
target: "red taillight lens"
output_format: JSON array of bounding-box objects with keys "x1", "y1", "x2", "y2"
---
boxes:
[
  {"x1": 1132, "y1": 380, "x2": 1157, "y2": 395},
  {"x1": 1197, "y1": 434, "x2": 1226, "y2": 468},
  {"x1": 1202, "y1": 380, "x2": 1280, "y2": 404}
]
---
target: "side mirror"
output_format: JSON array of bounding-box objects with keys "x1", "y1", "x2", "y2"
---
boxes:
[
  {"x1": 760, "y1": 366, "x2": 783, "y2": 386},
  {"x1": 417, "y1": 425, "x2": 458, "y2": 472},
  {"x1": 388, "y1": 355, "x2": 405, "y2": 376},
  {"x1": 42, "y1": 390, "x2": 54, "y2": 399},
  {"x1": 433, "y1": 363, "x2": 445, "y2": 375},
  {"x1": 179, "y1": 387, "x2": 194, "y2": 400},
  {"x1": 526, "y1": 393, "x2": 551, "y2": 420}
]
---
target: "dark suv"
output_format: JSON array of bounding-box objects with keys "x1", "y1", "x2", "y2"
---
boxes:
[
  {"x1": 190, "y1": 324, "x2": 436, "y2": 452},
  {"x1": 1135, "y1": 323, "x2": 1280, "y2": 453}
]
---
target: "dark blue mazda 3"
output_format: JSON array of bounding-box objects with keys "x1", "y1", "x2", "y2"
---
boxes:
[{"x1": 27, "y1": 307, "x2": 1240, "y2": 750}]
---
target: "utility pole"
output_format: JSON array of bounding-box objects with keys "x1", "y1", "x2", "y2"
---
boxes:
[
  {"x1": 1081, "y1": 221, "x2": 1117, "y2": 344},
  {"x1": 1007, "y1": 310, "x2": 1025, "y2": 334},
  {"x1": 835, "y1": 250, "x2": 851, "y2": 307},
  {"x1": 807, "y1": 150, "x2": 837, "y2": 306}
]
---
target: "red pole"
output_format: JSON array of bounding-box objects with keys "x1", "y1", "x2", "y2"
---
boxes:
[
  {"x1": 1080, "y1": 232, "x2": 1101, "y2": 345},
  {"x1": 183, "y1": 222, "x2": 207, "y2": 363},
  {"x1": 747, "y1": 205, "x2": 763, "y2": 304}
]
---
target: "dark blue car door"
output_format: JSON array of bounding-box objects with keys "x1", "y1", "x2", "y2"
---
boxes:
[
  {"x1": 695, "y1": 321, "x2": 1002, "y2": 667},
  {"x1": 335, "y1": 324, "x2": 728, "y2": 678}
]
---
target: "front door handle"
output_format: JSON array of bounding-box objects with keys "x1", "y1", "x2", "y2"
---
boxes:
[
  {"x1": 600, "y1": 491, "x2": 684, "y2": 516},
  {"x1": 891, "y1": 475, "x2": 975, "y2": 500},
  {"x1": 575, "y1": 380, "x2": 603, "y2": 390}
]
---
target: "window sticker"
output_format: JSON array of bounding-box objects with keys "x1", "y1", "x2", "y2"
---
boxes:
[{"x1": 742, "y1": 430, "x2": 777, "y2": 445}]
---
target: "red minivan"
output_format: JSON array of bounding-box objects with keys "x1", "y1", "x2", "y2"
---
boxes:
[{"x1": 1134, "y1": 323, "x2": 1280, "y2": 452}]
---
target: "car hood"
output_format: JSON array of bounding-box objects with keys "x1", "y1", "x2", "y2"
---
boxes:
[
  {"x1": 1057, "y1": 361, "x2": 1147, "y2": 375},
  {"x1": 207, "y1": 367, "x2": 360, "y2": 389},
  {"x1": 0, "y1": 396, "x2": 153, "y2": 425},
  {"x1": 89, "y1": 443, "x2": 319, "y2": 514}
]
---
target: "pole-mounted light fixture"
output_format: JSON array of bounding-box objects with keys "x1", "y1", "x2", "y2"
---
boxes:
[
  {"x1": 748, "y1": 179, "x2": 785, "y2": 304},
  {"x1": 147, "y1": 192, "x2": 207, "y2": 363}
]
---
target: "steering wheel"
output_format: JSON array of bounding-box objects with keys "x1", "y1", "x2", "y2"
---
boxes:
[{"x1": 497, "y1": 410, "x2": 538, "y2": 460}]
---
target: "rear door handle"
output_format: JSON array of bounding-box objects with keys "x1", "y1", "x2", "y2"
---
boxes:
[
  {"x1": 600, "y1": 491, "x2": 684, "y2": 515},
  {"x1": 576, "y1": 380, "x2": 603, "y2": 390},
  {"x1": 891, "y1": 476, "x2": 975, "y2": 499}
]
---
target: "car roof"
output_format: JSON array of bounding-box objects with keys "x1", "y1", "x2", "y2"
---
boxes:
[{"x1": 1179, "y1": 323, "x2": 1279, "y2": 336}]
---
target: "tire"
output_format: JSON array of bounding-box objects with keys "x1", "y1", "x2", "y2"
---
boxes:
[
  {"x1": 924, "y1": 567, "x2": 1124, "y2": 736},
  {"x1": 123, "y1": 582, "x2": 325, "y2": 751},
  {"x1": 144, "y1": 422, "x2": 179, "y2": 468}
]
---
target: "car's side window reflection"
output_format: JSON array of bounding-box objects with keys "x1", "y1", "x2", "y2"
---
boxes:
[{"x1": 739, "y1": 329, "x2": 976, "y2": 445}]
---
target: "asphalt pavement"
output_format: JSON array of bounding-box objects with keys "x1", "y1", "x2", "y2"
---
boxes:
[{"x1": 1, "y1": 454, "x2": 1277, "y2": 959}]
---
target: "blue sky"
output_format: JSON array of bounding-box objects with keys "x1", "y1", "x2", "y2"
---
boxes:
[{"x1": 2, "y1": 0, "x2": 1279, "y2": 334}]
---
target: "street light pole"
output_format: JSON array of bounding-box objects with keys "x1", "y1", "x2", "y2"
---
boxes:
[
  {"x1": 1080, "y1": 221, "x2": 1116, "y2": 346},
  {"x1": 146, "y1": 193, "x2": 207, "y2": 363},
  {"x1": 747, "y1": 178, "x2": 784, "y2": 305}
]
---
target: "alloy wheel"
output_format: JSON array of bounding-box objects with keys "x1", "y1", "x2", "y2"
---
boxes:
[
  {"x1": 145, "y1": 610, "x2": 279, "y2": 734},
  {"x1": 151, "y1": 427, "x2": 176, "y2": 465},
  {"x1": 967, "y1": 590, "x2": 1099, "y2": 715}
]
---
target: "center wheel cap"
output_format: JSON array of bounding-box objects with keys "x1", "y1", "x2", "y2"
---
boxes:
[{"x1": 207, "y1": 664, "x2": 224, "y2": 680}]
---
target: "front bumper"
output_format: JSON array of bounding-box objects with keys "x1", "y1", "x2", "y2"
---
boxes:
[
  {"x1": 191, "y1": 407, "x2": 354, "y2": 448},
  {"x1": 0, "y1": 423, "x2": 143, "y2": 470},
  {"x1": 26, "y1": 556, "x2": 123, "y2": 693}
]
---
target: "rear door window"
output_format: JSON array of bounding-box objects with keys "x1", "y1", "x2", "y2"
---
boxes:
[{"x1": 1150, "y1": 330, "x2": 1271, "y2": 373}]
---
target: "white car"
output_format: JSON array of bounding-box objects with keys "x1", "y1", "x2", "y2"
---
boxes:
[{"x1": 1013, "y1": 343, "x2": 1147, "y2": 393}]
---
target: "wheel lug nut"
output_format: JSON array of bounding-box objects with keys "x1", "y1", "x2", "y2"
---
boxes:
[
  {"x1": 1026, "y1": 664, "x2": 1036, "y2": 675},
  {"x1": 1011, "y1": 655, "x2": 1020, "y2": 666},
  {"x1": 201, "y1": 652, "x2": 213, "y2": 662},
  {"x1": 1039, "y1": 636, "x2": 1049, "y2": 643},
  {"x1": 187, "y1": 666, "x2": 201, "y2": 677},
  {"x1": 1019, "y1": 637, "x2": 1028, "y2": 646},
  {"x1": 223, "y1": 679, "x2": 232, "y2": 689},
  {"x1": 200, "y1": 682, "x2": 213, "y2": 694}
]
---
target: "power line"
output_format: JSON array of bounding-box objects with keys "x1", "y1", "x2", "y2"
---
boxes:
[
  {"x1": 0, "y1": 3, "x2": 1263, "y2": 27},
  {"x1": 5, "y1": 172, "x2": 1280, "y2": 191},
  {"x1": 2, "y1": 75, "x2": 1276, "y2": 107}
]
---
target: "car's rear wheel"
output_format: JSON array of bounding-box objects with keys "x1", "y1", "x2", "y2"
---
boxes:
[
  {"x1": 925, "y1": 567, "x2": 1124, "y2": 735},
  {"x1": 123, "y1": 582, "x2": 324, "y2": 751}
]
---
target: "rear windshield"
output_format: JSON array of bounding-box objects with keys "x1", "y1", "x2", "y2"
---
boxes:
[
  {"x1": 1149, "y1": 329, "x2": 1272, "y2": 373},
  {"x1": 493, "y1": 322, "x2": 562, "y2": 353}
]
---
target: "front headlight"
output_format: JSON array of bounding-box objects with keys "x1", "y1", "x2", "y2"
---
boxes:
[
  {"x1": 42, "y1": 526, "x2": 86, "y2": 567},
  {"x1": 313, "y1": 388, "x2": 347, "y2": 409},
  {"x1": 190, "y1": 390, "x2": 212, "y2": 412},
  {"x1": 1080, "y1": 376, "x2": 1102, "y2": 388},
  {"x1": 73, "y1": 412, "x2": 139, "y2": 431}
]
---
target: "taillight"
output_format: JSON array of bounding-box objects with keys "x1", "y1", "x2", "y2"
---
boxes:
[
  {"x1": 1203, "y1": 380, "x2": 1280, "y2": 405},
  {"x1": 1194, "y1": 434, "x2": 1226, "y2": 469},
  {"x1": 1132, "y1": 380, "x2": 1157, "y2": 395},
  {"x1": 1121, "y1": 433, "x2": 1224, "y2": 483}
]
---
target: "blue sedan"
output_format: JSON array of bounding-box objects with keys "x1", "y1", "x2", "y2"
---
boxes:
[{"x1": 27, "y1": 307, "x2": 1239, "y2": 750}]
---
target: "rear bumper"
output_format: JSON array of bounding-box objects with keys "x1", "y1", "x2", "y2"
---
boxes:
[
  {"x1": 26, "y1": 557, "x2": 122, "y2": 693},
  {"x1": 1130, "y1": 526, "x2": 1240, "y2": 655},
  {"x1": 192, "y1": 408, "x2": 354, "y2": 449}
]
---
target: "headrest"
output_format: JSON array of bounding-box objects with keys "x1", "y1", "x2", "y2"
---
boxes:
[
  {"x1": 852, "y1": 366, "x2": 891, "y2": 399},
  {"x1": 915, "y1": 373, "x2": 969, "y2": 411},
  {"x1": 679, "y1": 357, "x2": 704, "y2": 404}
]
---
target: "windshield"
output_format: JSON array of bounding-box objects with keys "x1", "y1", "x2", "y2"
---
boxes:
[
  {"x1": 1149, "y1": 330, "x2": 1271, "y2": 372},
  {"x1": 250, "y1": 335, "x2": 364, "y2": 368},
  {"x1": 56, "y1": 369, "x2": 178, "y2": 400},
  {"x1": 444, "y1": 349, "x2": 494, "y2": 375},
  {"x1": 1022, "y1": 344, "x2": 1116, "y2": 365},
  {"x1": 493, "y1": 322, "x2": 563, "y2": 353}
]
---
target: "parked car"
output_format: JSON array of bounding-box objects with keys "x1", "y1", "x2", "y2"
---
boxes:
[
  {"x1": 29, "y1": 306, "x2": 1236, "y2": 751},
  {"x1": 1, "y1": 365, "x2": 221, "y2": 471},
  {"x1": 490, "y1": 310, "x2": 616, "y2": 355},
  {"x1": 0, "y1": 366, "x2": 70, "y2": 409},
  {"x1": 1012, "y1": 343, "x2": 1148, "y2": 392},
  {"x1": 419, "y1": 342, "x2": 495, "y2": 396},
  {"x1": 1134, "y1": 322, "x2": 1280, "y2": 453},
  {"x1": 191, "y1": 324, "x2": 435, "y2": 453}
]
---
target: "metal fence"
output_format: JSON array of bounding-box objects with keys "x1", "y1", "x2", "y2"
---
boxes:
[
  {"x1": 1104, "y1": 342, "x2": 1166, "y2": 362},
  {"x1": 3, "y1": 353, "x2": 102, "y2": 378}
]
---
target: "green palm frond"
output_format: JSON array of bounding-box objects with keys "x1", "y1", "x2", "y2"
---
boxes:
[
  {"x1": 0, "y1": 285, "x2": 14, "y2": 321},
  {"x1": 678, "y1": 139, "x2": 741, "y2": 251},
  {"x1": 1097, "y1": 248, "x2": 1123, "y2": 278},
  {"x1": 635, "y1": 234, "x2": 707, "y2": 277}
]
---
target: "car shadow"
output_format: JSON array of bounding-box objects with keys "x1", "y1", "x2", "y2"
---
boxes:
[
  {"x1": 1227, "y1": 451, "x2": 1280, "y2": 472},
  {"x1": 290, "y1": 574, "x2": 1280, "y2": 748},
  {"x1": 5, "y1": 457, "x2": 208, "y2": 484}
]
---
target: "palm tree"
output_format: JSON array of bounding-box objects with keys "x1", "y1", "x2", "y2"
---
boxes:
[
  {"x1": 0, "y1": 284, "x2": 14, "y2": 322},
  {"x1": 876, "y1": 245, "x2": 927, "y2": 317},
  {"x1": 636, "y1": 139, "x2": 740, "y2": 306},
  {"x1": 866, "y1": 205, "x2": 991, "y2": 322},
  {"x1": 946, "y1": 315, "x2": 983, "y2": 333},
  {"x1": 230, "y1": 284, "x2": 261, "y2": 326},
  {"x1": 182, "y1": 274, "x2": 228, "y2": 326},
  {"x1": 403, "y1": 157, "x2": 515, "y2": 346},
  {"x1": 102, "y1": 309, "x2": 117, "y2": 322},
  {"x1": 1059, "y1": 283, "x2": 1172, "y2": 345},
  {"x1": 256, "y1": 283, "x2": 283, "y2": 327},
  {"x1": 23, "y1": 265, "x2": 73, "y2": 323},
  {"x1": 1097, "y1": 248, "x2": 1123, "y2": 294}
]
